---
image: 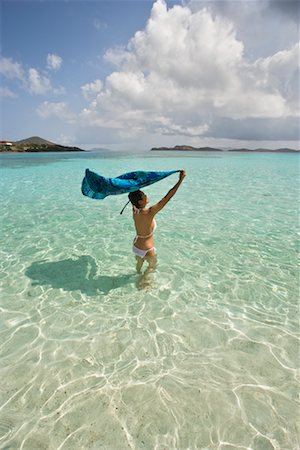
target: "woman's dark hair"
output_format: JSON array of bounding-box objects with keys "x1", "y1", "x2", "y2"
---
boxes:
[
  {"x1": 119, "y1": 190, "x2": 144, "y2": 214},
  {"x1": 128, "y1": 190, "x2": 143, "y2": 208}
]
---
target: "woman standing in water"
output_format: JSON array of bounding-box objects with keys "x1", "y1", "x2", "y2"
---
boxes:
[{"x1": 126, "y1": 170, "x2": 186, "y2": 273}]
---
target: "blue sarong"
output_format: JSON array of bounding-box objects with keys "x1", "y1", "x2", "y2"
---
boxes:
[{"x1": 81, "y1": 169, "x2": 180, "y2": 200}]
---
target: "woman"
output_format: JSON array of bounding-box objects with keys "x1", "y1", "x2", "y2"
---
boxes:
[{"x1": 127, "y1": 170, "x2": 186, "y2": 273}]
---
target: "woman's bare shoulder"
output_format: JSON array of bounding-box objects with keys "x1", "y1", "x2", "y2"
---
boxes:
[
  {"x1": 144, "y1": 207, "x2": 156, "y2": 217},
  {"x1": 133, "y1": 209, "x2": 151, "y2": 220},
  {"x1": 146, "y1": 205, "x2": 158, "y2": 217}
]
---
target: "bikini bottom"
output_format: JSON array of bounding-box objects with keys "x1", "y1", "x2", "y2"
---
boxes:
[{"x1": 132, "y1": 245, "x2": 156, "y2": 258}]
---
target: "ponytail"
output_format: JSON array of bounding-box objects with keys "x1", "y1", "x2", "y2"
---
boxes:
[{"x1": 119, "y1": 190, "x2": 143, "y2": 215}]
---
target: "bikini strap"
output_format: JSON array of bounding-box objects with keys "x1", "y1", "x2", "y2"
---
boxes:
[{"x1": 133, "y1": 205, "x2": 140, "y2": 214}]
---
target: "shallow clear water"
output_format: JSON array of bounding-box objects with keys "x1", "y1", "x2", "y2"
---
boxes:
[{"x1": 0, "y1": 151, "x2": 299, "y2": 450}]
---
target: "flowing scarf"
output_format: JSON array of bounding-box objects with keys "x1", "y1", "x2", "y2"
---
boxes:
[{"x1": 81, "y1": 168, "x2": 180, "y2": 200}]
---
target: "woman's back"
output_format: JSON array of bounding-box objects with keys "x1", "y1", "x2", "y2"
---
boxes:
[{"x1": 133, "y1": 210, "x2": 156, "y2": 238}]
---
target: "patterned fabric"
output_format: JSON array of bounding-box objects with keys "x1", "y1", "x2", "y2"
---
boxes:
[{"x1": 81, "y1": 168, "x2": 180, "y2": 200}]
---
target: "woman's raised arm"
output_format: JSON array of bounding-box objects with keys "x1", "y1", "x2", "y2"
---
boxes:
[{"x1": 149, "y1": 170, "x2": 186, "y2": 216}]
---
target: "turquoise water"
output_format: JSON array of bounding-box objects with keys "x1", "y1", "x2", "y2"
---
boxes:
[{"x1": 0, "y1": 151, "x2": 299, "y2": 449}]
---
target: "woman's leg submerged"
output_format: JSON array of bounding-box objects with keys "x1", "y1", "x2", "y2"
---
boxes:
[
  {"x1": 136, "y1": 254, "x2": 157, "y2": 289},
  {"x1": 145, "y1": 254, "x2": 157, "y2": 273},
  {"x1": 135, "y1": 256, "x2": 144, "y2": 274}
]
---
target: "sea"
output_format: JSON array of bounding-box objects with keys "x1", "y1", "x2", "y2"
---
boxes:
[{"x1": 0, "y1": 151, "x2": 299, "y2": 450}]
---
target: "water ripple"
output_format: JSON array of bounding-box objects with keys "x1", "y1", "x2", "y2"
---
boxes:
[{"x1": 0, "y1": 152, "x2": 299, "y2": 449}]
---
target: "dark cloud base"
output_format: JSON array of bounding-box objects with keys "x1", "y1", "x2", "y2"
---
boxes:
[
  {"x1": 208, "y1": 116, "x2": 300, "y2": 141},
  {"x1": 268, "y1": 0, "x2": 300, "y2": 22}
]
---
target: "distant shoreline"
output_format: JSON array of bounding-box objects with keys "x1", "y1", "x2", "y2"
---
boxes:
[
  {"x1": 150, "y1": 146, "x2": 299, "y2": 153},
  {"x1": 0, "y1": 136, "x2": 85, "y2": 153},
  {"x1": 0, "y1": 149, "x2": 85, "y2": 153},
  {"x1": 0, "y1": 149, "x2": 85, "y2": 155}
]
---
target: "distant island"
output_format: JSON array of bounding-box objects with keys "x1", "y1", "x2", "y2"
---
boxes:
[
  {"x1": 0, "y1": 136, "x2": 85, "y2": 153},
  {"x1": 151, "y1": 145, "x2": 299, "y2": 153}
]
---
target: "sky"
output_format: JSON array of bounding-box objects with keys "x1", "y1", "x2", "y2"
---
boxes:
[{"x1": 0, "y1": 0, "x2": 299, "y2": 151}]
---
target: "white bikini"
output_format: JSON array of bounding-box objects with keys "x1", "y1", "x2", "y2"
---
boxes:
[{"x1": 132, "y1": 207, "x2": 157, "y2": 258}]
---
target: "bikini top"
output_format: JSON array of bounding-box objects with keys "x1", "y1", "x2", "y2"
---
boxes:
[{"x1": 135, "y1": 219, "x2": 157, "y2": 239}]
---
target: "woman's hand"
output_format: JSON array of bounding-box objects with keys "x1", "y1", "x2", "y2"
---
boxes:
[
  {"x1": 179, "y1": 170, "x2": 186, "y2": 181},
  {"x1": 149, "y1": 170, "x2": 186, "y2": 215}
]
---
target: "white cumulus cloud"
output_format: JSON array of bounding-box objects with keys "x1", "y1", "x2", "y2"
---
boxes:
[
  {"x1": 81, "y1": 79, "x2": 102, "y2": 100},
  {"x1": 0, "y1": 56, "x2": 66, "y2": 97},
  {"x1": 36, "y1": 101, "x2": 76, "y2": 122},
  {"x1": 28, "y1": 68, "x2": 51, "y2": 95},
  {"x1": 47, "y1": 53, "x2": 63, "y2": 71},
  {"x1": 80, "y1": 0, "x2": 298, "y2": 143},
  {"x1": 253, "y1": 42, "x2": 300, "y2": 115},
  {"x1": 0, "y1": 57, "x2": 24, "y2": 80}
]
